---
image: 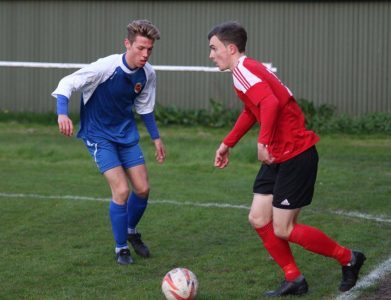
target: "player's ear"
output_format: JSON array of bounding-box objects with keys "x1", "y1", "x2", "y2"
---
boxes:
[
  {"x1": 124, "y1": 38, "x2": 131, "y2": 49},
  {"x1": 227, "y1": 43, "x2": 237, "y2": 55}
]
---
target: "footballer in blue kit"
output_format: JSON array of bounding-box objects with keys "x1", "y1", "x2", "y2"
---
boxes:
[{"x1": 52, "y1": 20, "x2": 165, "y2": 265}]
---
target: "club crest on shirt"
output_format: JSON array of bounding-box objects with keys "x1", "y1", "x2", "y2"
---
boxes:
[{"x1": 134, "y1": 82, "x2": 143, "y2": 94}]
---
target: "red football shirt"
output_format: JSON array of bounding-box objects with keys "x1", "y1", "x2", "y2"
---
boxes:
[{"x1": 223, "y1": 56, "x2": 319, "y2": 163}]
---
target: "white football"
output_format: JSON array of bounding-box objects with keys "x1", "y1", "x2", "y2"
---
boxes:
[{"x1": 161, "y1": 267, "x2": 198, "y2": 300}]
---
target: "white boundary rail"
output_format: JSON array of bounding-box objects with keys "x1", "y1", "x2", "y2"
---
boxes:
[{"x1": 0, "y1": 60, "x2": 277, "y2": 72}]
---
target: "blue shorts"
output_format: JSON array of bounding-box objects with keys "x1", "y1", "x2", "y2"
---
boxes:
[{"x1": 82, "y1": 137, "x2": 145, "y2": 174}]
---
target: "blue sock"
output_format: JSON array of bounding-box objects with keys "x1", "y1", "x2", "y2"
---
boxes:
[
  {"x1": 109, "y1": 200, "x2": 128, "y2": 248},
  {"x1": 127, "y1": 192, "x2": 148, "y2": 231}
]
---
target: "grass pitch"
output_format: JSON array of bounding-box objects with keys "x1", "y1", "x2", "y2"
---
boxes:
[{"x1": 0, "y1": 123, "x2": 390, "y2": 299}]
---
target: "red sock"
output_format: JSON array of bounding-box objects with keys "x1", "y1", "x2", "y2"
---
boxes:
[
  {"x1": 255, "y1": 222, "x2": 301, "y2": 281},
  {"x1": 288, "y1": 223, "x2": 352, "y2": 265}
]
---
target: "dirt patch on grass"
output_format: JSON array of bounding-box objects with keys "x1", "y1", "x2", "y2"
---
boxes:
[{"x1": 358, "y1": 273, "x2": 391, "y2": 299}]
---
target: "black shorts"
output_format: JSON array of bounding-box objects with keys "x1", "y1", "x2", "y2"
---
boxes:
[{"x1": 253, "y1": 146, "x2": 319, "y2": 209}]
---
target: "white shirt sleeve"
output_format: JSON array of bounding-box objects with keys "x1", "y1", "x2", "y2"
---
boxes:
[
  {"x1": 134, "y1": 63, "x2": 157, "y2": 114},
  {"x1": 51, "y1": 54, "x2": 119, "y2": 103}
]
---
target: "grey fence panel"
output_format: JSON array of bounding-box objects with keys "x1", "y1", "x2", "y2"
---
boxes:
[{"x1": 0, "y1": 1, "x2": 390, "y2": 115}]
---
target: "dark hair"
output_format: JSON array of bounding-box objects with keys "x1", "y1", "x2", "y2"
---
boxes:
[
  {"x1": 207, "y1": 21, "x2": 247, "y2": 52},
  {"x1": 127, "y1": 19, "x2": 160, "y2": 42}
]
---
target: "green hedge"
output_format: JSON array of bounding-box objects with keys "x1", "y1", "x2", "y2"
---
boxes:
[
  {"x1": 296, "y1": 99, "x2": 391, "y2": 134},
  {"x1": 1, "y1": 98, "x2": 390, "y2": 134},
  {"x1": 154, "y1": 98, "x2": 391, "y2": 134}
]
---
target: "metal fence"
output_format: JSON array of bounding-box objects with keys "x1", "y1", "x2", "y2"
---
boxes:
[{"x1": 0, "y1": 1, "x2": 390, "y2": 115}]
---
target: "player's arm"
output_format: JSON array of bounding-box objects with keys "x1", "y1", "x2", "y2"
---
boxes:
[
  {"x1": 56, "y1": 94, "x2": 74, "y2": 137},
  {"x1": 257, "y1": 94, "x2": 278, "y2": 164},
  {"x1": 140, "y1": 112, "x2": 165, "y2": 163},
  {"x1": 214, "y1": 107, "x2": 256, "y2": 169},
  {"x1": 52, "y1": 64, "x2": 101, "y2": 100},
  {"x1": 246, "y1": 83, "x2": 279, "y2": 164},
  {"x1": 214, "y1": 142, "x2": 230, "y2": 169},
  {"x1": 51, "y1": 55, "x2": 117, "y2": 101},
  {"x1": 136, "y1": 66, "x2": 165, "y2": 163},
  {"x1": 52, "y1": 56, "x2": 116, "y2": 136},
  {"x1": 223, "y1": 107, "x2": 257, "y2": 147}
]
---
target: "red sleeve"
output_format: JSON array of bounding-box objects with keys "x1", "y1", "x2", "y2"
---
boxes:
[
  {"x1": 223, "y1": 106, "x2": 256, "y2": 147},
  {"x1": 245, "y1": 82, "x2": 279, "y2": 145}
]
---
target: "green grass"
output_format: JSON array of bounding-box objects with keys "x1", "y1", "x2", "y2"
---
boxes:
[{"x1": 0, "y1": 122, "x2": 390, "y2": 299}]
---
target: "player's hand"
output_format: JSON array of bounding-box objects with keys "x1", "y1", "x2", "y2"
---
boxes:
[
  {"x1": 214, "y1": 143, "x2": 229, "y2": 169},
  {"x1": 153, "y1": 138, "x2": 166, "y2": 163},
  {"x1": 257, "y1": 143, "x2": 274, "y2": 164},
  {"x1": 58, "y1": 114, "x2": 74, "y2": 137}
]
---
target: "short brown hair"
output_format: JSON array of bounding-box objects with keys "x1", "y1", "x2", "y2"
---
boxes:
[
  {"x1": 208, "y1": 21, "x2": 247, "y2": 53},
  {"x1": 127, "y1": 19, "x2": 160, "y2": 42}
]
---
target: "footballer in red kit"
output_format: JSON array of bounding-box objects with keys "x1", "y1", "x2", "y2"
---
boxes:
[{"x1": 208, "y1": 21, "x2": 366, "y2": 297}]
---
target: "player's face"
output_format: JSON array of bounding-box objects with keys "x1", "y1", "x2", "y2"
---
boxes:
[
  {"x1": 209, "y1": 36, "x2": 231, "y2": 71},
  {"x1": 124, "y1": 35, "x2": 154, "y2": 69}
]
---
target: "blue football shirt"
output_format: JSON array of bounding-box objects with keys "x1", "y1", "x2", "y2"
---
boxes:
[{"x1": 52, "y1": 53, "x2": 157, "y2": 145}]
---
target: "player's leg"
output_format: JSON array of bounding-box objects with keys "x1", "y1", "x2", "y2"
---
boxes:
[
  {"x1": 83, "y1": 137, "x2": 133, "y2": 265},
  {"x1": 260, "y1": 207, "x2": 308, "y2": 297},
  {"x1": 282, "y1": 212, "x2": 366, "y2": 291},
  {"x1": 250, "y1": 164, "x2": 307, "y2": 297},
  {"x1": 120, "y1": 144, "x2": 151, "y2": 257},
  {"x1": 125, "y1": 164, "x2": 151, "y2": 257},
  {"x1": 249, "y1": 194, "x2": 303, "y2": 282},
  {"x1": 275, "y1": 206, "x2": 352, "y2": 263},
  {"x1": 274, "y1": 207, "x2": 366, "y2": 292},
  {"x1": 273, "y1": 146, "x2": 365, "y2": 292},
  {"x1": 104, "y1": 166, "x2": 133, "y2": 264}
]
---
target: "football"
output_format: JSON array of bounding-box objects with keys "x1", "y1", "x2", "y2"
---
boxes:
[{"x1": 161, "y1": 267, "x2": 198, "y2": 300}]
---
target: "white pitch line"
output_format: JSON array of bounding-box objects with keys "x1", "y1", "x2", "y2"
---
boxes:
[
  {"x1": 0, "y1": 192, "x2": 250, "y2": 209},
  {"x1": 330, "y1": 209, "x2": 391, "y2": 223},
  {"x1": 0, "y1": 192, "x2": 109, "y2": 202},
  {"x1": 335, "y1": 257, "x2": 391, "y2": 300},
  {"x1": 148, "y1": 199, "x2": 250, "y2": 210},
  {"x1": 1, "y1": 192, "x2": 390, "y2": 223}
]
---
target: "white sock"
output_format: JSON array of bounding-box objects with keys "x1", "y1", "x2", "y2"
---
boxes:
[
  {"x1": 115, "y1": 246, "x2": 129, "y2": 254},
  {"x1": 128, "y1": 228, "x2": 137, "y2": 234}
]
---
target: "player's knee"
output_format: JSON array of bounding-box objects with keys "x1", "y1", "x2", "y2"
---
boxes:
[
  {"x1": 272, "y1": 223, "x2": 291, "y2": 240},
  {"x1": 248, "y1": 213, "x2": 271, "y2": 229},
  {"x1": 135, "y1": 186, "x2": 150, "y2": 199},
  {"x1": 113, "y1": 185, "x2": 130, "y2": 204}
]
